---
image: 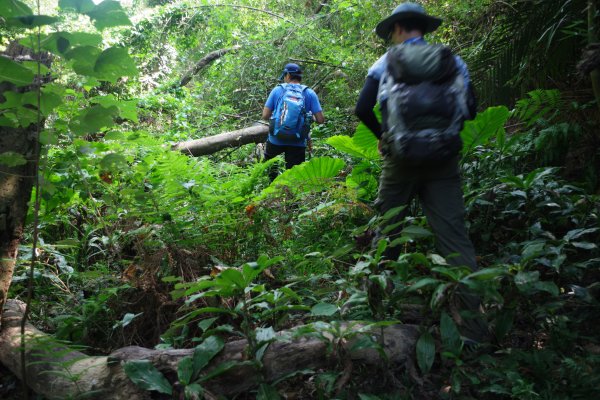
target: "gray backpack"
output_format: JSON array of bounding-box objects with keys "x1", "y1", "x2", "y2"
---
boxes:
[{"x1": 379, "y1": 44, "x2": 469, "y2": 165}]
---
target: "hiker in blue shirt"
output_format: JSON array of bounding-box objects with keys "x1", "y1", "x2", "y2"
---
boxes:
[
  {"x1": 262, "y1": 63, "x2": 324, "y2": 179},
  {"x1": 355, "y1": 3, "x2": 488, "y2": 347}
]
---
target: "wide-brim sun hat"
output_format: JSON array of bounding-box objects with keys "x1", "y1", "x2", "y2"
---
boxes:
[
  {"x1": 375, "y1": 2, "x2": 442, "y2": 39},
  {"x1": 279, "y1": 63, "x2": 303, "y2": 80}
]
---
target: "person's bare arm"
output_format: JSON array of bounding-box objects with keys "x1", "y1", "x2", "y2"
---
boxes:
[
  {"x1": 314, "y1": 111, "x2": 324, "y2": 124},
  {"x1": 262, "y1": 107, "x2": 272, "y2": 120}
]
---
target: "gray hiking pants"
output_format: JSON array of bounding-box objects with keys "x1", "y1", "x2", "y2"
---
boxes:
[
  {"x1": 375, "y1": 155, "x2": 477, "y2": 270},
  {"x1": 376, "y1": 155, "x2": 488, "y2": 342}
]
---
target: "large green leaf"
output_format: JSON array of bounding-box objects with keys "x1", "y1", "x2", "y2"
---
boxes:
[
  {"x1": 416, "y1": 331, "x2": 435, "y2": 374},
  {"x1": 58, "y1": 0, "x2": 95, "y2": 13},
  {"x1": 264, "y1": 157, "x2": 344, "y2": 197},
  {"x1": 123, "y1": 360, "x2": 172, "y2": 395},
  {"x1": 0, "y1": 57, "x2": 34, "y2": 86},
  {"x1": 86, "y1": 0, "x2": 131, "y2": 30},
  {"x1": 327, "y1": 122, "x2": 379, "y2": 160},
  {"x1": 69, "y1": 105, "x2": 119, "y2": 135},
  {"x1": 460, "y1": 106, "x2": 510, "y2": 156},
  {"x1": 192, "y1": 336, "x2": 224, "y2": 381},
  {"x1": 22, "y1": 32, "x2": 102, "y2": 55},
  {"x1": 93, "y1": 47, "x2": 138, "y2": 83},
  {"x1": 5, "y1": 15, "x2": 59, "y2": 28},
  {"x1": 0, "y1": 0, "x2": 32, "y2": 18},
  {"x1": 440, "y1": 312, "x2": 462, "y2": 356},
  {"x1": 177, "y1": 356, "x2": 193, "y2": 386},
  {"x1": 91, "y1": 95, "x2": 138, "y2": 122},
  {"x1": 66, "y1": 46, "x2": 102, "y2": 76}
]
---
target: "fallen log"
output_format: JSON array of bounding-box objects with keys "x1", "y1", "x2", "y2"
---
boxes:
[
  {"x1": 1, "y1": 299, "x2": 419, "y2": 398},
  {"x1": 172, "y1": 124, "x2": 269, "y2": 157}
]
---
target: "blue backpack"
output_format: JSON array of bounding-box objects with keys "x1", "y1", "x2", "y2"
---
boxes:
[{"x1": 270, "y1": 83, "x2": 311, "y2": 142}]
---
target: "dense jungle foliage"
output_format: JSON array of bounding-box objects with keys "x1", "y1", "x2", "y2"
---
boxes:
[{"x1": 1, "y1": 0, "x2": 599, "y2": 399}]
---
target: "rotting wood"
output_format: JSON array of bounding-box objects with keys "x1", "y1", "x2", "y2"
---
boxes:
[{"x1": 1, "y1": 299, "x2": 419, "y2": 399}]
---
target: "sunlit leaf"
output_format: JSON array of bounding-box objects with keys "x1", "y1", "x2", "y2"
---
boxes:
[
  {"x1": 0, "y1": 0, "x2": 32, "y2": 18},
  {"x1": 87, "y1": 0, "x2": 131, "y2": 30},
  {"x1": 0, "y1": 57, "x2": 34, "y2": 86},
  {"x1": 58, "y1": 0, "x2": 95, "y2": 13},
  {"x1": 93, "y1": 47, "x2": 138, "y2": 82}
]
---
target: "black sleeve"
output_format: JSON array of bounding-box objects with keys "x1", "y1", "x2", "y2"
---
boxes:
[
  {"x1": 355, "y1": 76, "x2": 382, "y2": 139},
  {"x1": 466, "y1": 82, "x2": 478, "y2": 120}
]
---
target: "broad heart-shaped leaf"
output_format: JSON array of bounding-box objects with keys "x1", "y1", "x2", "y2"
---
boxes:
[
  {"x1": 58, "y1": 0, "x2": 95, "y2": 13},
  {"x1": 69, "y1": 105, "x2": 119, "y2": 135},
  {"x1": 416, "y1": 331, "x2": 435, "y2": 374},
  {"x1": 440, "y1": 312, "x2": 462, "y2": 357},
  {"x1": 21, "y1": 32, "x2": 102, "y2": 55},
  {"x1": 0, "y1": 152, "x2": 27, "y2": 167},
  {"x1": 460, "y1": 106, "x2": 510, "y2": 156},
  {"x1": 266, "y1": 157, "x2": 344, "y2": 196},
  {"x1": 21, "y1": 89, "x2": 63, "y2": 116},
  {"x1": 86, "y1": 0, "x2": 131, "y2": 30},
  {"x1": 192, "y1": 336, "x2": 224, "y2": 382},
  {"x1": 90, "y1": 95, "x2": 138, "y2": 122},
  {"x1": 0, "y1": 57, "x2": 34, "y2": 87},
  {"x1": 66, "y1": 46, "x2": 102, "y2": 76},
  {"x1": 93, "y1": 47, "x2": 138, "y2": 83},
  {"x1": 5, "y1": 15, "x2": 59, "y2": 28},
  {"x1": 0, "y1": 0, "x2": 32, "y2": 18},
  {"x1": 123, "y1": 360, "x2": 172, "y2": 395}
]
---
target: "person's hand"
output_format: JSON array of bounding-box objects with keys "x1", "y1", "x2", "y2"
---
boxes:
[{"x1": 307, "y1": 138, "x2": 313, "y2": 153}]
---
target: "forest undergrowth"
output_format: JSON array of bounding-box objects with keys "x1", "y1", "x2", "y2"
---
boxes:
[{"x1": 1, "y1": 0, "x2": 599, "y2": 399}]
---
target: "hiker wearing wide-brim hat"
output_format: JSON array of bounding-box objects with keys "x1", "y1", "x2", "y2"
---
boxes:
[
  {"x1": 355, "y1": 2, "x2": 490, "y2": 351},
  {"x1": 375, "y1": 2, "x2": 442, "y2": 39}
]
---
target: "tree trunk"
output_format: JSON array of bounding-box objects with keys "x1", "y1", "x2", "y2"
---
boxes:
[
  {"x1": 0, "y1": 42, "x2": 49, "y2": 325},
  {"x1": 0, "y1": 125, "x2": 37, "y2": 326},
  {"x1": 172, "y1": 124, "x2": 269, "y2": 157},
  {"x1": 1, "y1": 299, "x2": 419, "y2": 399}
]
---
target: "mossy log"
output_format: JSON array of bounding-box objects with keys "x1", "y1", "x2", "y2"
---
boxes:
[{"x1": 1, "y1": 299, "x2": 419, "y2": 399}]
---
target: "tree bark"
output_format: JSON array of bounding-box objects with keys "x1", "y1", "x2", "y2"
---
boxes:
[
  {"x1": 172, "y1": 124, "x2": 269, "y2": 157},
  {"x1": 0, "y1": 43, "x2": 49, "y2": 325},
  {"x1": 1, "y1": 299, "x2": 419, "y2": 399}
]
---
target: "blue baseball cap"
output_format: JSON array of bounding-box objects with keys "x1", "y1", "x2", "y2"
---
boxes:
[
  {"x1": 376, "y1": 2, "x2": 442, "y2": 39},
  {"x1": 278, "y1": 63, "x2": 302, "y2": 80}
]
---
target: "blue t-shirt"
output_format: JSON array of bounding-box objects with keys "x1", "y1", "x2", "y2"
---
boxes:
[
  {"x1": 367, "y1": 37, "x2": 471, "y2": 101},
  {"x1": 265, "y1": 83, "x2": 322, "y2": 147}
]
